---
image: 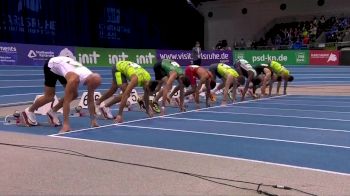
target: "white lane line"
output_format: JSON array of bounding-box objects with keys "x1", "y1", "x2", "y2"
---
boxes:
[
  {"x1": 243, "y1": 102, "x2": 350, "y2": 108},
  {"x1": 48, "y1": 135, "x2": 350, "y2": 176},
  {"x1": 53, "y1": 123, "x2": 350, "y2": 149},
  {"x1": 49, "y1": 95, "x2": 288, "y2": 136},
  {"x1": 259, "y1": 99, "x2": 350, "y2": 104},
  {"x1": 162, "y1": 116, "x2": 350, "y2": 133},
  {"x1": 273, "y1": 96, "x2": 350, "y2": 101},
  {"x1": 229, "y1": 106, "x2": 350, "y2": 114},
  {"x1": 196, "y1": 111, "x2": 350, "y2": 122}
]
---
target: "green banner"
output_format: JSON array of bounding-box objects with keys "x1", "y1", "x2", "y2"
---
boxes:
[
  {"x1": 234, "y1": 50, "x2": 309, "y2": 65},
  {"x1": 75, "y1": 47, "x2": 157, "y2": 67}
]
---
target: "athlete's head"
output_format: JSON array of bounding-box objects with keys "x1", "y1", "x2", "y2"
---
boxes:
[
  {"x1": 86, "y1": 73, "x2": 102, "y2": 89},
  {"x1": 277, "y1": 76, "x2": 282, "y2": 82},
  {"x1": 288, "y1": 75, "x2": 294, "y2": 82},
  {"x1": 180, "y1": 75, "x2": 191, "y2": 87}
]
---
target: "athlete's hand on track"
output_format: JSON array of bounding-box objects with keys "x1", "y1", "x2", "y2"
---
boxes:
[
  {"x1": 180, "y1": 107, "x2": 186, "y2": 112},
  {"x1": 160, "y1": 106, "x2": 165, "y2": 116},
  {"x1": 195, "y1": 103, "x2": 200, "y2": 109},
  {"x1": 115, "y1": 115, "x2": 123, "y2": 123},
  {"x1": 91, "y1": 119, "x2": 99, "y2": 128},
  {"x1": 147, "y1": 109, "x2": 153, "y2": 118}
]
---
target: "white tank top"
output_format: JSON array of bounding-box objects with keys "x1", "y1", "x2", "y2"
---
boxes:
[
  {"x1": 237, "y1": 59, "x2": 257, "y2": 77},
  {"x1": 48, "y1": 56, "x2": 92, "y2": 84}
]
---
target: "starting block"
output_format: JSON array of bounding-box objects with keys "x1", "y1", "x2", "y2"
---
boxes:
[
  {"x1": 3, "y1": 111, "x2": 31, "y2": 127},
  {"x1": 117, "y1": 89, "x2": 140, "y2": 109},
  {"x1": 126, "y1": 89, "x2": 139, "y2": 106},
  {"x1": 78, "y1": 92, "x2": 103, "y2": 109},
  {"x1": 70, "y1": 105, "x2": 110, "y2": 119},
  {"x1": 3, "y1": 111, "x2": 22, "y2": 126},
  {"x1": 120, "y1": 89, "x2": 140, "y2": 112}
]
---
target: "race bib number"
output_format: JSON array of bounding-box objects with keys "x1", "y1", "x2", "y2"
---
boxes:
[
  {"x1": 171, "y1": 61, "x2": 180, "y2": 67},
  {"x1": 119, "y1": 89, "x2": 139, "y2": 105},
  {"x1": 130, "y1": 62, "x2": 141, "y2": 69},
  {"x1": 68, "y1": 60, "x2": 83, "y2": 67},
  {"x1": 79, "y1": 92, "x2": 102, "y2": 109}
]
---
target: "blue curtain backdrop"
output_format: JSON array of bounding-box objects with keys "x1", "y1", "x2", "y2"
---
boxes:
[{"x1": 0, "y1": 0, "x2": 204, "y2": 49}]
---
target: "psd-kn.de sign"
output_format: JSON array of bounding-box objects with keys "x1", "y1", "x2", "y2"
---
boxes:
[{"x1": 310, "y1": 50, "x2": 340, "y2": 65}]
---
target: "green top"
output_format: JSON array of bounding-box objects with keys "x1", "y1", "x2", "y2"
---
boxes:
[
  {"x1": 116, "y1": 61, "x2": 151, "y2": 86},
  {"x1": 161, "y1": 59, "x2": 183, "y2": 75}
]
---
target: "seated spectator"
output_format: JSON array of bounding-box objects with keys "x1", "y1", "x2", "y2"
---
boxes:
[
  {"x1": 292, "y1": 39, "x2": 302, "y2": 49},
  {"x1": 313, "y1": 17, "x2": 318, "y2": 26},
  {"x1": 259, "y1": 15, "x2": 350, "y2": 48},
  {"x1": 240, "y1": 38, "x2": 246, "y2": 49},
  {"x1": 221, "y1": 40, "x2": 232, "y2": 50},
  {"x1": 251, "y1": 40, "x2": 257, "y2": 49},
  {"x1": 275, "y1": 34, "x2": 281, "y2": 49},
  {"x1": 310, "y1": 24, "x2": 317, "y2": 41},
  {"x1": 303, "y1": 35, "x2": 310, "y2": 45},
  {"x1": 215, "y1": 40, "x2": 222, "y2": 50}
]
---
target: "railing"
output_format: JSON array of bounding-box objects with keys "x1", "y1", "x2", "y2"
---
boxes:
[{"x1": 235, "y1": 44, "x2": 310, "y2": 50}]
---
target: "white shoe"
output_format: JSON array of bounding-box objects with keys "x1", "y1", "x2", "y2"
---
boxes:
[
  {"x1": 99, "y1": 106, "x2": 114, "y2": 119},
  {"x1": 22, "y1": 108, "x2": 38, "y2": 126},
  {"x1": 47, "y1": 109, "x2": 61, "y2": 126}
]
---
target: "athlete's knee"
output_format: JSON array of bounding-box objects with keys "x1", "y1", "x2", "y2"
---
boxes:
[{"x1": 71, "y1": 76, "x2": 80, "y2": 85}]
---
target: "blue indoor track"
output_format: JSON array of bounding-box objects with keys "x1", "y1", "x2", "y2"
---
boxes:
[{"x1": 1, "y1": 65, "x2": 350, "y2": 175}]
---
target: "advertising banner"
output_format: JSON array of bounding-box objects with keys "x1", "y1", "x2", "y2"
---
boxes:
[
  {"x1": 310, "y1": 50, "x2": 340, "y2": 65},
  {"x1": 75, "y1": 47, "x2": 156, "y2": 67},
  {"x1": 0, "y1": 42, "x2": 75, "y2": 66},
  {"x1": 17, "y1": 44, "x2": 75, "y2": 66},
  {"x1": 0, "y1": 42, "x2": 18, "y2": 65},
  {"x1": 234, "y1": 50, "x2": 309, "y2": 65},
  {"x1": 156, "y1": 50, "x2": 233, "y2": 66}
]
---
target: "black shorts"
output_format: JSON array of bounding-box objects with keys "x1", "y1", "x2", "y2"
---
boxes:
[
  {"x1": 241, "y1": 68, "x2": 249, "y2": 78},
  {"x1": 44, "y1": 61, "x2": 67, "y2": 87},
  {"x1": 153, "y1": 61, "x2": 167, "y2": 80},
  {"x1": 209, "y1": 63, "x2": 221, "y2": 79},
  {"x1": 112, "y1": 65, "x2": 127, "y2": 85},
  {"x1": 254, "y1": 66, "x2": 264, "y2": 76}
]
